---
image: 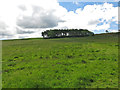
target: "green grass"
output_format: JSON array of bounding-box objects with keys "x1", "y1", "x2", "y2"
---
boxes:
[{"x1": 2, "y1": 33, "x2": 118, "y2": 88}]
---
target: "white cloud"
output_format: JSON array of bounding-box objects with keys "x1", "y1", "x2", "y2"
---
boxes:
[
  {"x1": 0, "y1": 1, "x2": 118, "y2": 39},
  {"x1": 73, "y1": 1, "x2": 79, "y2": 5},
  {"x1": 57, "y1": 3, "x2": 118, "y2": 31},
  {"x1": 114, "y1": 0, "x2": 120, "y2": 2},
  {"x1": 0, "y1": 0, "x2": 67, "y2": 39}
]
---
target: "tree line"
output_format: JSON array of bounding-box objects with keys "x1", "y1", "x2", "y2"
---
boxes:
[{"x1": 42, "y1": 29, "x2": 94, "y2": 38}]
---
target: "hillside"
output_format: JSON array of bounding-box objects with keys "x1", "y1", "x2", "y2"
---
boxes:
[{"x1": 2, "y1": 33, "x2": 119, "y2": 88}]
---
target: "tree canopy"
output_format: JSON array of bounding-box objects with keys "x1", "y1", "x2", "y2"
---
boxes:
[{"x1": 42, "y1": 29, "x2": 94, "y2": 38}]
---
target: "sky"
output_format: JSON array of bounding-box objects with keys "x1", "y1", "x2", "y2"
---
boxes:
[{"x1": 0, "y1": 0, "x2": 119, "y2": 40}]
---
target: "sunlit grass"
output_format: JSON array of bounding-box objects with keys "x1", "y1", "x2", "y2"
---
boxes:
[{"x1": 2, "y1": 33, "x2": 118, "y2": 88}]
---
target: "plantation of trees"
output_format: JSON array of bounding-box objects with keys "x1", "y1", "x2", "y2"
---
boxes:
[{"x1": 42, "y1": 29, "x2": 94, "y2": 38}]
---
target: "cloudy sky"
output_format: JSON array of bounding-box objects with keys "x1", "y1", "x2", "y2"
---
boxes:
[{"x1": 0, "y1": 0, "x2": 119, "y2": 40}]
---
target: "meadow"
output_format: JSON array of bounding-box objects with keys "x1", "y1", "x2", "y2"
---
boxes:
[{"x1": 2, "y1": 33, "x2": 118, "y2": 88}]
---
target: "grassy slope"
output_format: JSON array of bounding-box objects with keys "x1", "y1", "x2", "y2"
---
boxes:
[{"x1": 2, "y1": 33, "x2": 118, "y2": 88}]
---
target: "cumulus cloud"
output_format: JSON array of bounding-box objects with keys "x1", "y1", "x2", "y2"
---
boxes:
[
  {"x1": 0, "y1": 0, "x2": 118, "y2": 39},
  {"x1": 18, "y1": 5, "x2": 27, "y2": 11},
  {"x1": 16, "y1": 27, "x2": 35, "y2": 34},
  {"x1": 0, "y1": 0, "x2": 67, "y2": 39},
  {"x1": 58, "y1": 3, "x2": 118, "y2": 31},
  {"x1": 0, "y1": 21, "x2": 8, "y2": 30},
  {"x1": 17, "y1": 6, "x2": 64, "y2": 28},
  {"x1": 0, "y1": 21, "x2": 15, "y2": 38},
  {"x1": 88, "y1": 20, "x2": 100, "y2": 25}
]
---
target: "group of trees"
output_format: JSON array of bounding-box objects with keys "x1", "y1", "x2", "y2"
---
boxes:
[{"x1": 42, "y1": 29, "x2": 94, "y2": 38}]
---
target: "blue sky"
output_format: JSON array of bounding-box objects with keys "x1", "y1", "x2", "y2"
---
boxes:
[
  {"x1": 59, "y1": 2, "x2": 118, "y2": 34},
  {"x1": 59, "y1": 2, "x2": 118, "y2": 11}
]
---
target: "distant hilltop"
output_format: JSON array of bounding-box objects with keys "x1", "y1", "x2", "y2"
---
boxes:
[{"x1": 42, "y1": 29, "x2": 94, "y2": 38}]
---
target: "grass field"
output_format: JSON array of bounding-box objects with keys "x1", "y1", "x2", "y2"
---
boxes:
[{"x1": 2, "y1": 33, "x2": 118, "y2": 88}]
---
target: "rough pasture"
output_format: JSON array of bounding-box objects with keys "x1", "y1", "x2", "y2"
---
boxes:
[{"x1": 2, "y1": 33, "x2": 118, "y2": 88}]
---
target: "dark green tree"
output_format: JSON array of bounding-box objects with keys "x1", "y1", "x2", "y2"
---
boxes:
[{"x1": 42, "y1": 29, "x2": 94, "y2": 38}]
